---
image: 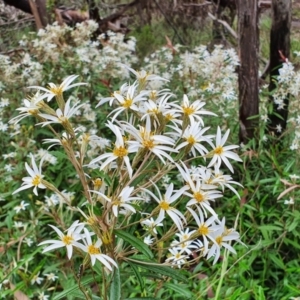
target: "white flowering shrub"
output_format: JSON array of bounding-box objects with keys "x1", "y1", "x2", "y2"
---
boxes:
[
  {"x1": 0, "y1": 21, "x2": 137, "y2": 87},
  {"x1": 1, "y1": 62, "x2": 245, "y2": 298},
  {"x1": 143, "y1": 45, "x2": 240, "y2": 119}
]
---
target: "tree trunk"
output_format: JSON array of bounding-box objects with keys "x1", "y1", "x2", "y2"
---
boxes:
[
  {"x1": 3, "y1": 0, "x2": 48, "y2": 27},
  {"x1": 237, "y1": 0, "x2": 259, "y2": 144},
  {"x1": 267, "y1": 0, "x2": 291, "y2": 137}
]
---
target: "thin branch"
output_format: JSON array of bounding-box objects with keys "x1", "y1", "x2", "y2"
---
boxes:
[
  {"x1": 208, "y1": 12, "x2": 237, "y2": 39},
  {"x1": 260, "y1": 60, "x2": 270, "y2": 79},
  {"x1": 153, "y1": 0, "x2": 186, "y2": 45},
  {"x1": 182, "y1": 2, "x2": 212, "y2": 7},
  {"x1": 0, "y1": 16, "x2": 34, "y2": 27}
]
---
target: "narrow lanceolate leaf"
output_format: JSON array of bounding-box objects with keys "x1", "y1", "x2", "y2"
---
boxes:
[
  {"x1": 164, "y1": 283, "x2": 194, "y2": 298},
  {"x1": 127, "y1": 261, "x2": 145, "y2": 291},
  {"x1": 53, "y1": 276, "x2": 95, "y2": 300},
  {"x1": 131, "y1": 259, "x2": 187, "y2": 282},
  {"x1": 123, "y1": 298, "x2": 159, "y2": 300},
  {"x1": 115, "y1": 230, "x2": 154, "y2": 259},
  {"x1": 110, "y1": 268, "x2": 121, "y2": 300}
]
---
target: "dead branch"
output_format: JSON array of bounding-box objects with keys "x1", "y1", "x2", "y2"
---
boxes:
[
  {"x1": 153, "y1": 0, "x2": 186, "y2": 45},
  {"x1": 182, "y1": 2, "x2": 212, "y2": 7},
  {"x1": 208, "y1": 12, "x2": 237, "y2": 39}
]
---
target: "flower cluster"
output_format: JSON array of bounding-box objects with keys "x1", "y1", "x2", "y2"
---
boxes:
[
  {"x1": 10, "y1": 69, "x2": 243, "y2": 274},
  {"x1": 143, "y1": 44, "x2": 239, "y2": 118},
  {"x1": 0, "y1": 21, "x2": 137, "y2": 87}
]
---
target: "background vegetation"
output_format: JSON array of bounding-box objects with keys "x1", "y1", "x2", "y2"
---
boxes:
[{"x1": 0, "y1": 1, "x2": 300, "y2": 299}]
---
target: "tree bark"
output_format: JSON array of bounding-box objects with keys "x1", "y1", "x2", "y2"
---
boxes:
[
  {"x1": 237, "y1": 0, "x2": 259, "y2": 144},
  {"x1": 267, "y1": 0, "x2": 291, "y2": 137},
  {"x1": 3, "y1": 0, "x2": 48, "y2": 27}
]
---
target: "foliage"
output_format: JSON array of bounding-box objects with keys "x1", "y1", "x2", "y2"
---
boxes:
[{"x1": 0, "y1": 10, "x2": 300, "y2": 300}]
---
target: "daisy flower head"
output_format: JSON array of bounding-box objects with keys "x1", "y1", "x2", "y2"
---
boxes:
[
  {"x1": 38, "y1": 220, "x2": 85, "y2": 259},
  {"x1": 173, "y1": 94, "x2": 217, "y2": 127},
  {"x1": 37, "y1": 97, "x2": 85, "y2": 130},
  {"x1": 9, "y1": 92, "x2": 44, "y2": 125},
  {"x1": 88, "y1": 121, "x2": 133, "y2": 177},
  {"x1": 96, "y1": 83, "x2": 129, "y2": 107},
  {"x1": 29, "y1": 75, "x2": 87, "y2": 102},
  {"x1": 125, "y1": 117, "x2": 178, "y2": 164},
  {"x1": 141, "y1": 216, "x2": 164, "y2": 234},
  {"x1": 144, "y1": 235, "x2": 154, "y2": 245},
  {"x1": 14, "y1": 200, "x2": 29, "y2": 213},
  {"x1": 207, "y1": 126, "x2": 242, "y2": 173},
  {"x1": 184, "y1": 176, "x2": 222, "y2": 218},
  {"x1": 111, "y1": 186, "x2": 143, "y2": 217},
  {"x1": 206, "y1": 218, "x2": 240, "y2": 265},
  {"x1": 12, "y1": 154, "x2": 46, "y2": 196},
  {"x1": 37, "y1": 291, "x2": 49, "y2": 300},
  {"x1": 122, "y1": 64, "x2": 169, "y2": 88},
  {"x1": 175, "y1": 120, "x2": 214, "y2": 157},
  {"x1": 187, "y1": 206, "x2": 219, "y2": 255},
  {"x1": 108, "y1": 82, "x2": 148, "y2": 122},
  {"x1": 211, "y1": 166, "x2": 243, "y2": 198},
  {"x1": 165, "y1": 248, "x2": 188, "y2": 268},
  {"x1": 31, "y1": 272, "x2": 43, "y2": 285},
  {"x1": 90, "y1": 186, "x2": 142, "y2": 217},
  {"x1": 75, "y1": 228, "x2": 118, "y2": 270},
  {"x1": 142, "y1": 183, "x2": 187, "y2": 230}
]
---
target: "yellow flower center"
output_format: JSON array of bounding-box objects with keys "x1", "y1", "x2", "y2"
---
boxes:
[
  {"x1": 198, "y1": 224, "x2": 209, "y2": 236},
  {"x1": 142, "y1": 139, "x2": 155, "y2": 149},
  {"x1": 112, "y1": 199, "x2": 121, "y2": 207},
  {"x1": 113, "y1": 146, "x2": 128, "y2": 157},
  {"x1": 186, "y1": 135, "x2": 196, "y2": 145},
  {"x1": 82, "y1": 133, "x2": 90, "y2": 142},
  {"x1": 159, "y1": 200, "x2": 170, "y2": 210},
  {"x1": 150, "y1": 91, "x2": 157, "y2": 100},
  {"x1": 93, "y1": 178, "x2": 102, "y2": 188},
  {"x1": 62, "y1": 235, "x2": 74, "y2": 245},
  {"x1": 215, "y1": 236, "x2": 223, "y2": 245},
  {"x1": 147, "y1": 108, "x2": 159, "y2": 114},
  {"x1": 102, "y1": 232, "x2": 112, "y2": 245},
  {"x1": 194, "y1": 192, "x2": 204, "y2": 203},
  {"x1": 32, "y1": 175, "x2": 41, "y2": 186},
  {"x1": 88, "y1": 244, "x2": 100, "y2": 255},
  {"x1": 165, "y1": 113, "x2": 173, "y2": 121},
  {"x1": 182, "y1": 106, "x2": 195, "y2": 115},
  {"x1": 214, "y1": 146, "x2": 224, "y2": 155},
  {"x1": 58, "y1": 116, "x2": 68, "y2": 125},
  {"x1": 28, "y1": 109, "x2": 39, "y2": 115},
  {"x1": 123, "y1": 98, "x2": 133, "y2": 108},
  {"x1": 49, "y1": 85, "x2": 64, "y2": 96},
  {"x1": 182, "y1": 234, "x2": 189, "y2": 240}
]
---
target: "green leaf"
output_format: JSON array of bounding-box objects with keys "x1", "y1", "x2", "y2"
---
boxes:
[
  {"x1": 258, "y1": 225, "x2": 282, "y2": 231},
  {"x1": 268, "y1": 252, "x2": 285, "y2": 269},
  {"x1": 124, "y1": 298, "x2": 158, "y2": 300},
  {"x1": 254, "y1": 285, "x2": 266, "y2": 300},
  {"x1": 131, "y1": 259, "x2": 187, "y2": 282},
  {"x1": 225, "y1": 286, "x2": 244, "y2": 299},
  {"x1": 164, "y1": 282, "x2": 193, "y2": 298},
  {"x1": 115, "y1": 230, "x2": 154, "y2": 259},
  {"x1": 127, "y1": 261, "x2": 145, "y2": 291},
  {"x1": 110, "y1": 268, "x2": 121, "y2": 300},
  {"x1": 53, "y1": 276, "x2": 95, "y2": 300}
]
